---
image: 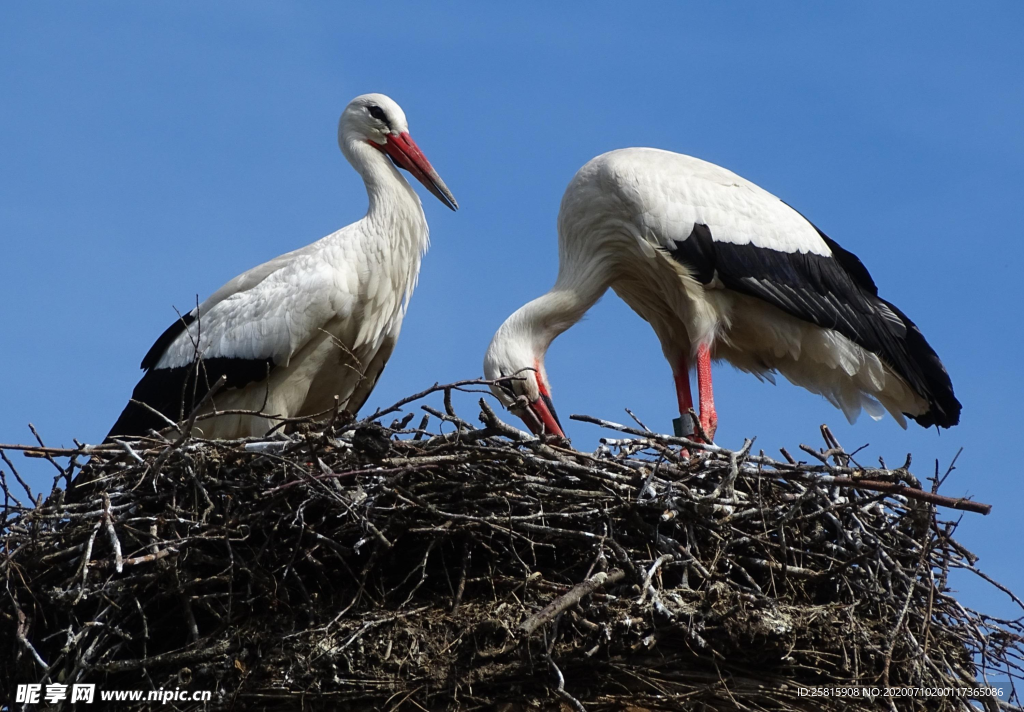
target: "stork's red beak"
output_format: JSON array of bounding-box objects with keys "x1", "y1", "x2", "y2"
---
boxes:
[
  {"x1": 524, "y1": 393, "x2": 566, "y2": 439},
  {"x1": 379, "y1": 132, "x2": 458, "y2": 211}
]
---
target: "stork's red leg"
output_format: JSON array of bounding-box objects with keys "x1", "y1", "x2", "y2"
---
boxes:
[
  {"x1": 696, "y1": 344, "x2": 717, "y2": 441},
  {"x1": 673, "y1": 355, "x2": 699, "y2": 451},
  {"x1": 672, "y1": 355, "x2": 695, "y2": 454},
  {"x1": 674, "y1": 356, "x2": 694, "y2": 416}
]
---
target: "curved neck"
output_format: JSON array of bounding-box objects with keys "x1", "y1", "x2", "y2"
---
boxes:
[
  {"x1": 505, "y1": 272, "x2": 610, "y2": 357},
  {"x1": 341, "y1": 138, "x2": 424, "y2": 226}
]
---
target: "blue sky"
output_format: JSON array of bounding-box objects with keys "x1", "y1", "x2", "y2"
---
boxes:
[{"x1": 2, "y1": 3, "x2": 1022, "y2": 624}]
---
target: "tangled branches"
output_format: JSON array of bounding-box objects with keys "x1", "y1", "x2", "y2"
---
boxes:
[{"x1": 1, "y1": 382, "x2": 1022, "y2": 710}]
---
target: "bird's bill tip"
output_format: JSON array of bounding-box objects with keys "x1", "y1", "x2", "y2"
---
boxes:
[
  {"x1": 384, "y1": 132, "x2": 458, "y2": 211},
  {"x1": 521, "y1": 395, "x2": 566, "y2": 439}
]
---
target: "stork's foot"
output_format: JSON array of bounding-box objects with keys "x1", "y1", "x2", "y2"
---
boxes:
[{"x1": 700, "y1": 411, "x2": 717, "y2": 443}]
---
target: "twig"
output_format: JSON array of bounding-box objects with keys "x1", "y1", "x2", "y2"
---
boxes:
[
  {"x1": 828, "y1": 477, "x2": 990, "y2": 515},
  {"x1": 102, "y1": 493, "x2": 124, "y2": 574},
  {"x1": 638, "y1": 555, "x2": 673, "y2": 604},
  {"x1": 520, "y1": 569, "x2": 625, "y2": 635},
  {"x1": 548, "y1": 656, "x2": 587, "y2": 712},
  {"x1": 367, "y1": 378, "x2": 512, "y2": 422}
]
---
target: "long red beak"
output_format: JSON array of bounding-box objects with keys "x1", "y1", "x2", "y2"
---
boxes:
[
  {"x1": 525, "y1": 393, "x2": 566, "y2": 439},
  {"x1": 379, "y1": 132, "x2": 458, "y2": 211}
]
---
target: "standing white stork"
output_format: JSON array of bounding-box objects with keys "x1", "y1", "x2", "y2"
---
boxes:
[
  {"x1": 484, "y1": 148, "x2": 960, "y2": 441},
  {"x1": 108, "y1": 93, "x2": 457, "y2": 439}
]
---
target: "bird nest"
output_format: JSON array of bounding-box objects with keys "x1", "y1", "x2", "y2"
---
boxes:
[{"x1": 2, "y1": 381, "x2": 1022, "y2": 711}]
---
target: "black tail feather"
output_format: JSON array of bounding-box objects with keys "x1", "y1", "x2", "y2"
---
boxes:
[
  {"x1": 107, "y1": 357, "x2": 275, "y2": 438},
  {"x1": 881, "y1": 299, "x2": 961, "y2": 428}
]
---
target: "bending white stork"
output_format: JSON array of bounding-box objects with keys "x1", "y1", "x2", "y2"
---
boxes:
[
  {"x1": 108, "y1": 93, "x2": 457, "y2": 439},
  {"x1": 484, "y1": 148, "x2": 960, "y2": 441}
]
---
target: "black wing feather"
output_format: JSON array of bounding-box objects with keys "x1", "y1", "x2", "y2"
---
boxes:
[
  {"x1": 108, "y1": 312, "x2": 277, "y2": 437},
  {"x1": 669, "y1": 221, "x2": 960, "y2": 428}
]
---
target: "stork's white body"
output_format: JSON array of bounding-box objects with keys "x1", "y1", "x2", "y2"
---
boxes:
[
  {"x1": 109, "y1": 94, "x2": 457, "y2": 439},
  {"x1": 485, "y1": 148, "x2": 959, "y2": 435},
  {"x1": 160, "y1": 199, "x2": 426, "y2": 439}
]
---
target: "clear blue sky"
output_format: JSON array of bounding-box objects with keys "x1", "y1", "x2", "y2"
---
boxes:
[{"x1": 2, "y1": 3, "x2": 1022, "y2": 624}]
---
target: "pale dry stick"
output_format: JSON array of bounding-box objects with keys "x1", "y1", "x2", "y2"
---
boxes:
[
  {"x1": 638, "y1": 555, "x2": 673, "y2": 605},
  {"x1": 365, "y1": 521, "x2": 393, "y2": 550},
  {"x1": 12, "y1": 443, "x2": 124, "y2": 458},
  {"x1": 14, "y1": 606, "x2": 48, "y2": 670},
  {"x1": 111, "y1": 549, "x2": 173, "y2": 568},
  {"x1": 116, "y1": 439, "x2": 145, "y2": 465},
  {"x1": 520, "y1": 569, "x2": 625, "y2": 635},
  {"x1": 179, "y1": 305, "x2": 204, "y2": 422},
  {"x1": 624, "y1": 408, "x2": 653, "y2": 433},
  {"x1": 102, "y1": 494, "x2": 123, "y2": 573},
  {"x1": 707, "y1": 439, "x2": 754, "y2": 501},
  {"x1": 739, "y1": 557, "x2": 816, "y2": 579},
  {"x1": 478, "y1": 399, "x2": 533, "y2": 442},
  {"x1": 74, "y1": 520, "x2": 102, "y2": 604},
  {"x1": 125, "y1": 399, "x2": 183, "y2": 435}
]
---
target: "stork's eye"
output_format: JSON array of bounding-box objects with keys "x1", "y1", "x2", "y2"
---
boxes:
[{"x1": 367, "y1": 106, "x2": 387, "y2": 122}]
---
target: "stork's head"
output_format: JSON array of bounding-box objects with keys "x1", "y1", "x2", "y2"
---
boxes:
[
  {"x1": 338, "y1": 93, "x2": 458, "y2": 211},
  {"x1": 483, "y1": 322, "x2": 566, "y2": 439}
]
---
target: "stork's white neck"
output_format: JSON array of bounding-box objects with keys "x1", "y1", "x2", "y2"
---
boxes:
[
  {"x1": 342, "y1": 137, "x2": 427, "y2": 237},
  {"x1": 500, "y1": 269, "x2": 611, "y2": 357}
]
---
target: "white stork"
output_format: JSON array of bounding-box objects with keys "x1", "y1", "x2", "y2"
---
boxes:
[
  {"x1": 108, "y1": 93, "x2": 457, "y2": 439},
  {"x1": 484, "y1": 148, "x2": 960, "y2": 441}
]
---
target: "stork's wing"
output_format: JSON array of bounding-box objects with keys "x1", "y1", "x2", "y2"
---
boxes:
[
  {"x1": 617, "y1": 150, "x2": 959, "y2": 427},
  {"x1": 108, "y1": 229, "x2": 376, "y2": 436}
]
